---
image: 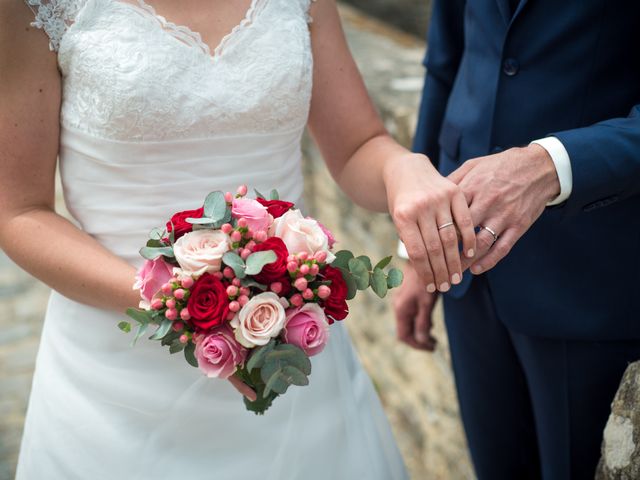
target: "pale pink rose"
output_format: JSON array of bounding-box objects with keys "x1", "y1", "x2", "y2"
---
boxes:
[
  {"x1": 173, "y1": 230, "x2": 230, "y2": 276},
  {"x1": 230, "y1": 292, "x2": 287, "y2": 348},
  {"x1": 133, "y1": 257, "x2": 174, "y2": 306},
  {"x1": 317, "y1": 221, "x2": 336, "y2": 249},
  {"x1": 284, "y1": 303, "x2": 330, "y2": 357},
  {"x1": 270, "y1": 210, "x2": 336, "y2": 263},
  {"x1": 231, "y1": 198, "x2": 273, "y2": 233},
  {"x1": 195, "y1": 326, "x2": 247, "y2": 379}
]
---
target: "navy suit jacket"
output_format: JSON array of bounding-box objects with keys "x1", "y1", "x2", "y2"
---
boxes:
[{"x1": 414, "y1": 0, "x2": 640, "y2": 339}]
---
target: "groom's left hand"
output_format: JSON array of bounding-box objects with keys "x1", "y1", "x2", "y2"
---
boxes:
[{"x1": 449, "y1": 145, "x2": 561, "y2": 274}]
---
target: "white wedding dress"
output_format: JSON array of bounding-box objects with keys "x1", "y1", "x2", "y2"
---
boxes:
[{"x1": 16, "y1": 1, "x2": 408, "y2": 479}]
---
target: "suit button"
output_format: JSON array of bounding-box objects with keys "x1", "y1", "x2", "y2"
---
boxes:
[{"x1": 503, "y1": 58, "x2": 519, "y2": 76}]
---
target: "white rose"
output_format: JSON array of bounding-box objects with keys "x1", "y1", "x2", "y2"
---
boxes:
[
  {"x1": 269, "y1": 210, "x2": 335, "y2": 263},
  {"x1": 173, "y1": 229, "x2": 230, "y2": 276},
  {"x1": 230, "y1": 292, "x2": 287, "y2": 348}
]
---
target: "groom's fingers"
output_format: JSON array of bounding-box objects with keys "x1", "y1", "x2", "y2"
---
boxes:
[
  {"x1": 447, "y1": 159, "x2": 477, "y2": 185},
  {"x1": 470, "y1": 227, "x2": 520, "y2": 275},
  {"x1": 414, "y1": 294, "x2": 437, "y2": 351}
]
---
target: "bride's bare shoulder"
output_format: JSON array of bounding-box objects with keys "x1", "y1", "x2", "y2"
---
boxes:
[{"x1": 0, "y1": 1, "x2": 59, "y2": 79}]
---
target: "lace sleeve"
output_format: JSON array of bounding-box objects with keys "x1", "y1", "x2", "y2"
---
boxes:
[
  {"x1": 24, "y1": 0, "x2": 82, "y2": 52},
  {"x1": 303, "y1": 0, "x2": 317, "y2": 24}
]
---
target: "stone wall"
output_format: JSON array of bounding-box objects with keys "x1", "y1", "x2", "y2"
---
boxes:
[{"x1": 303, "y1": 5, "x2": 474, "y2": 479}]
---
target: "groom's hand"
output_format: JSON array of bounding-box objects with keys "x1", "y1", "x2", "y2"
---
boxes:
[
  {"x1": 393, "y1": 262, "x2": 439, "y2": 351},
  {"x1": 449, "y1": 145, "x2": 561, "y2": 274}
]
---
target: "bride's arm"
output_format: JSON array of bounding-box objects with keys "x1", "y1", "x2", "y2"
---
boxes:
[
  {"x1": 0, "y1": 4, "x2": 139, "y2": 313},
  {"x1": 307, "y1": 0, "x2": 475, "y2": 292}
]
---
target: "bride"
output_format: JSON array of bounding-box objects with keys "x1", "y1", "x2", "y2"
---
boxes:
[{"x1": 2, "y1": 0, "x2": 475, "y2": 478}]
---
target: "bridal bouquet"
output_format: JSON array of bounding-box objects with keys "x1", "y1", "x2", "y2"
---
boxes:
[{"x1": 120, "y1": 186, "x2": 403, "y2": 414}]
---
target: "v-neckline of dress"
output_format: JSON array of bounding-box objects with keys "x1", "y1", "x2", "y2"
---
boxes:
[{"x1": 131, "y1": 0, "x2": 263, "y2": 62}]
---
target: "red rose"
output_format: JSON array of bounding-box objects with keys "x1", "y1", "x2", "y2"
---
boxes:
[
  {"x1": 187, "y1": 273, "x2": 230, "y2": 332},
  {"x1": 167, "y1": 207, "x2": 204, "y2": 240},
  {"x1": 252, "y1": 237, "x2": 289, "y2": 285},
  {"x1": 321, "y1": 266, "x2": 349, "y2": 323},
  {"x1": 256, "y1": 198, "x2": 294, "y2": 218}
]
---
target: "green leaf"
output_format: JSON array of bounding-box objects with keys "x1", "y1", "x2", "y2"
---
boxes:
[
  {"x1": 371, "y1": 268, "x2": 388, "y2": 298},
  {"x1": 281, "y1": 365, "x2": 309, "y2": 387},
  {"x1": 169, "y1": 341, "x2": 186, "y2": 354},
  {"x1": 222, "y1": 251, "x2": 246, "y2": 278},
  {"x1": 246, "y1": 340, "x2": 276, "y2": 373},
  {"x1": 204, "y1": 191, "x2": 228, "y2": 222},
  {"x1": 118, "y1": 321, "x2": 132, "y2": 333},
  {"x1": 149, "y1": 228, "x2": 165, "y2": 241},
  {"x1": 184, "y1": 342, "x2": 198, "y2": 368},
  {"x1": 131, "y1": 323, "x2": 149, "y2": 347},
  {"x1": 213, "y1": 208, "x2": 232, "y2": 229},
  {"x1": 337, "y1": 267, "x2": 358, "y2": 300},
  {"x1": 126, "y1": 308, "x2": 152, "y2": 325},
  {"x1": 331, "y1": 250, "x2": 354, "y2": 270},
  {"x1": 348, "y1": 258, "x2": 370, "y2": 291},
  {"x1": 264, "y1": 370, "x2": 291, "y2": 396},
  {"x1": 149, "y1": 319, "x2": 173, "y2": 341},
  {"x1": 375, "y1": 256, "x2": 393, "y2": 271},
  {"x1": 245, "y1": 250, "x2": 277, "y2": 276},
  {"x1": 387, "y1": 268, "x2": 404, "y2": 289},
  {"x1": 254, "y1": 189, "x2": 267, "y2": 199},
  {"x1": 271, "y1": 344, "x2": 311, "y2": 375},
  {"x1": 139, "y1": 246, "x2": 174, "y2": 260},
  {"x1": 186, "y1": 217, "x2": 215, "y2": 225},
  {"x1": 240, "y1": 278, "x2": 268, "y2": 290},
  {"x1": 146, "y1": 238, "x2": 164, "y2": 249},
  {"x1": 269, "y1": 189, "x2": 280, "y2": 200},
  {"x1": 161, "y1": 330, "x2": 181, "y2": 347},
  {"x1": 356, "y1": 255, "x2": 372, "y2": 271}
]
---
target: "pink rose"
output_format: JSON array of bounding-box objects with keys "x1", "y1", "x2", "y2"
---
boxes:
[
  {"x1": 133, "y1": 257, "x2": 174, "y2": 307},
  {"x1": 317, "y1": 221, "x2": 336, "y2": 249},
  {"x1": 269, "y1": 210, "x2": 335, "y2": 263},
  {"x1": 284, "y1": 304, "x2": 330, "y2": 357},
  {"x1": 173, "y1": 230, "x2": 230, "y2": 276},
  {"x1": 232, "y1": 198, "x2": 273, "y2": 233},
  {"x1": 230, "y1": 292, "x2": 287, "y2": 348},
  {"x1": 195, "y1": 326, "x2": 247, "y2": 379}
]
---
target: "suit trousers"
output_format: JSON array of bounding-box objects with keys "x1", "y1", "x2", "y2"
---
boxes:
[{"x1": 443, "y1": 275, "x2": 640, "y2": 480}]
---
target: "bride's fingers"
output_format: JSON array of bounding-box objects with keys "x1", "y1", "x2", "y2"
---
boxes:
[
  {"x1": 436, "y1": 213, "x2": 462, "y2": 287},
  {"x1": 418, "y1": 216, "x2": 450, "y2": 292},
  {"x1": 398, "y1": 224, "x2": 436, "y2": 290},
  {"x1": 229, "y1": 376, "x2": 257, "y2": 401},
  {"x1": 451, "y1": 190, "x2": 476, "y2": 259}
]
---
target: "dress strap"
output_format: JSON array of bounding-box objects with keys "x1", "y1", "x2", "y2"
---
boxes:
[{"x1": 24, "y1": 0, "x2": 85, "y2": 52}]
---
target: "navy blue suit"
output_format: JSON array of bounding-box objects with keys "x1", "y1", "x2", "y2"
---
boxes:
[{"x1": 414, "y1": 0, "x2": 640, "y2": 478}]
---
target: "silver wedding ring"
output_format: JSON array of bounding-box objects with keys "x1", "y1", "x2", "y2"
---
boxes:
[
  {"x1": 437, "y1": 222, "x2": 455, "y2": 231},
  {"x1": 479, "y1": 225, "x2": 499, "y2": 244}
]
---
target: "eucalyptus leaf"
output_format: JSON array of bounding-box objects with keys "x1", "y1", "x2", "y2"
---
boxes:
[
  {"x1": 356, "y1": 255, "x2": 372, "y2": 271},
  {"x1": 146, "y1": 238, "x2": 165, "y2": 249},
  {"x1": 222, "y1": 251, "x2": 246, "y2": 279},
  {"x1": 271, "y1": 344, "x2": 311, "y2": 375},
  {"x1": 269, "y1": 189, "x2": 280, "y2": 200},
  {"x1": 260, "y1": 358, "x2": 281, "y2": 387},
  {"x1": 161, "y1": 330, "x2": 180, "y2": 347},
  {"x1": 240, "y1": 278, "x2": 268, "y2": 290},
  {"x1": 149, "y1": 228, "x2": 165, "y2": 241},
  {"x1": 169, "y1": 341, "x2": 185, "y2": 354},
  {"x1": 331, "y1": 250, "x2": 354, "y2": 270},
  {"x1": 149, "y1": 319, "x2": 173, "y2": 341},
  {"x1": 264, "y1": 371, "x2": 291, "y2": 396},
  {"x1": 254, "y1": 189, "x2": 266, "y2": 199},
  {"x1": 375, "y1": 256, "x2": 393, "y2": 271},
  {"x1": 204, "y1": 191, "x2": 228, "y2": 222},
  {"x1": 213, "y1": 208, "x2": 232, "y2": 229},
  {"x1": 184, "y1": 342, "x2": 198, "y2": 368},
  {"x1": 338, "y1": 267, "x2": 358, "y2": 300},
  {"x1": 118, "y1": 321, "x2": 132, "y2": 333},
  {"x1": 387, "y1": 268, "x2": 404, "y2": 289},
  {"x1": 131, "y1": 323, "x2": 149, "y2": 347},
  {"x1": 247, "y1": 340, "x2": 276, "y2": 373},
  {"x1": 371, "y1": 268, "x2": 388, "y2": 298},
  {"x1": 245, "y1": 250, "x2": 277, "y2": 276},
  {"x1": 139, "y1": 246, "x2": 175, "y2": 260},
  {"x1": 348, "y1": 258, "x2": 370, "y2": 291},
  {"x1": 126, "y1": 308, "x2": 152, "y2": 325},
  {"x1": 186, "y1": 217, "x2": 215, "y2": 225},
  {"x1": 281, "y1": 365, "x2": 309, "y2": 387}
]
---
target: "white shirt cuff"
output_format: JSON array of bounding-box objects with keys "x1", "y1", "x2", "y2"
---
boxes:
[
  {"x1": 397, "y1": 241, "x2": 409, "y2": 260},
  {"x1": 530, "y1": 137, "x2": 573, "y2": 206}
]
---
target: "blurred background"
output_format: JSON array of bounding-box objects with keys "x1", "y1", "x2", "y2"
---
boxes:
[{"x1": 0, "y1": 2, "x2": 476, "y2": 479}]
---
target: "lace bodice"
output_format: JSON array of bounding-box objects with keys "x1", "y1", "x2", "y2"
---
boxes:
[{"x1": 26, "y1": 0, "x2": 314, "y2": 141}]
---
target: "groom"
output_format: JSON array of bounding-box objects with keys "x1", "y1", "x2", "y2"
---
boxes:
[{"x1": 394, "y1": 0, "x2": 640, "y2": 478}]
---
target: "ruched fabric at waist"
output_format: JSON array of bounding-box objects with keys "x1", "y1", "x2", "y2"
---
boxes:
[{"x1": 58, "y1": 126, "x2": 306, "y2": 265}]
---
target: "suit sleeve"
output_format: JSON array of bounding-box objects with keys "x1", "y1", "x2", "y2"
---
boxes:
[
  {"x1": 552, "y1": 104, "x2": 640, "y2": 215},
  {"x1": 412, "y1": 0, "x2": 466, "y2": 168}
]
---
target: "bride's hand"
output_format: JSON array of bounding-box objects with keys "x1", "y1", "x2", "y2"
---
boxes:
[
  {"x1": 384, "y1": 154, "x2": 476, "y2": 292},
  {"x1": 229, "y1": 376, "x2": 257, "y2": 401}
]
